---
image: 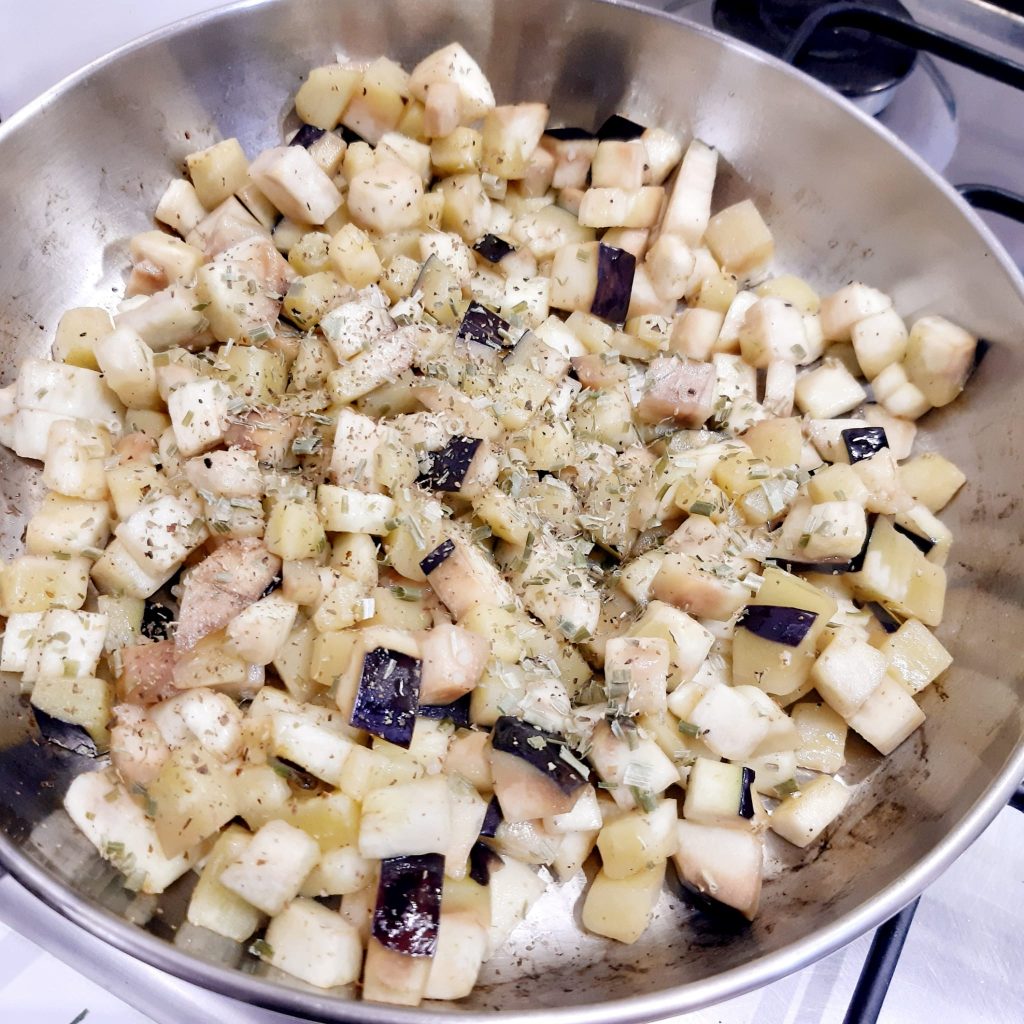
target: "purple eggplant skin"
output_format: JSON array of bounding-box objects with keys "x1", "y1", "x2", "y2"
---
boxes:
[
  {"x1": 473, "y1": 234, "x2": 516, "y2": 264},
  {"x1": 738, "y1": 767, "x2": 756, "y2": 819},
  {"x1": 480, "y1": 795, "x2": 503, "y2": 839},
  {"x1": 596, "y1": 113, "x2": 646, "y2": 140},
  {"x1": 672, "y1": 872, "x2": 753, "y2": 933},
  {"x1": 419, "y1": 539, "x2": 455, "y2": 576},
  {"x1": 289, "y1": 122, "x2": 326, "y2": 148},
  {"x1": 456, "y1": 302, "x2": 511, "y2": 349},
  {"x1": 141, "y1": 601, "x2": 175, "y2": 641},
  {"x1": 590, "y1": 244, "x2": 636, "y2": 324},
  {"x1": 372, "y1": 853, "x2": 445, "y2": 957},
  {"x1": 892, "y1": 522, "x2": 935, "y2": 554},
  {"x1": 770, "y1": 515, "x2": 875, "y2": 576},
  {"x1": 468, "y1": 841, "x2": 502, "y2": 886},
  {"x1": 841, "y1": 426, "x2": 888, "y2": 464},
  {"x1": 339, "y1": 125, "x2": 366, "y2": 146},
  {"x1": 866, "y1": 601, "x2": 903, "y2": 634},
  {"x1": 417, "y1": 693, "x2": 472, "y2": 727},
  {"x1": 417, "y1": 436, "x2": 484, "y2": 492},
  {"x1": 32, "y1": 708, "x2": 98, "y2": 757},
  {"x1": 260, "y1": 572, "x2": 283, "y2": 598},
  {"x1": 736, "y1": 605, "x2": 818, "y2": 647},
  {"x1": 544, "y1": 125, "x2": 595, "y2": 141},
  {"x1": 349, "y1": 647, "x2": 422, "y2": 748},
  {"x1": 491, "y1": 716, "x2": 587, "y2": 796},
  {"x1": 970, "y1": 337, "x2": 991, "y2": 378}
]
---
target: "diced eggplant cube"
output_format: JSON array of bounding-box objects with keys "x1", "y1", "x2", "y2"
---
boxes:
[
  {"x1": 738, "y1": 767, "x2": 756, "y2": 819},
  {"x1": 350, "y1": 647, "x2": 422, "y2": 748},
  {"x1": 473, "y1": 234, "x2": 516, "y2": 264},
  {"x1": 892, "y1": 522, "x2": 935, "y2": 554},
  {"x1": 868, "y1": 601, "x2": 903, "y2": 634},
  {"x1": 417, "y1": 693, "x2": 472, "y2": 727},
  {"x1": 673, "y1": 821, "x2": 763, "y2": 921},
  {"x1": 590, "y1": 244, "x2": 636, "y2": 324},
  {"x1": 289, "y1": 122, "x2": 326, "y2": 148},
  {"x1": 682, "y1": 757, "x2": 755, "y2": 827},
  {"x1": 490, "y1": 716, "x2": 587, "y2": 821},
  {"x1": 480, "y1": 795, "x2": 503, "y2": 838},
  {"x1": 417, "y1": 436, "x2": 484, "y2": 492},
  {"x1": 491, "y1": 716, "x2": 587, "y2": 795},
  {"x1": 469, "y1": 840, "x2": 502, "y2": 886},
  {"x1": 420, "y1": 539, "x2": 455, "y2": 576},
  {"x1": 596, "y1": 114, "x2": 646, "y2": 140},
  {"x1": 141, "y1": 601, "x2": 175, "y2": 641},
  {"x1": 456, "y1": 302, "x2": 511, "y2": 349},
  {"x1": 771, "y1": 519, "x2": 874, "y2": 575},
  {"x1": 32, "y1": 707, "x2": 98, "y2": 757},
  {"x1": 544, "y1": 126, "x2": 595, "y2": 140},
  {"x1": 737, "y1": 605, "x2": 818, "y2": 647},
  {"x1": 841, "y1": 425, "x2": 888, "y2": 464},
  {"x1": 418, "y1": 623, "x2": 490, "y2": 704},
  {"x1": 372, "y1": 852, "x2": 445, "y2": 956}
]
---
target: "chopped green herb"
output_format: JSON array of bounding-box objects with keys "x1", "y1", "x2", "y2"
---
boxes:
[
  {"x1": 291, "y1": 435, "x2": 323, "y2": 455},
  {"x1": 630, "y1": 786, "x2": 658, "y2": 813},
  {"x1": 558, "y1": 745, "x2": 591, "y2": 780}
]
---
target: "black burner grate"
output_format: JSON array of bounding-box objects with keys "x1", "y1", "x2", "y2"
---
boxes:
[{"x1": 713, "y1": 0, "x2": 918, "y2": 102}]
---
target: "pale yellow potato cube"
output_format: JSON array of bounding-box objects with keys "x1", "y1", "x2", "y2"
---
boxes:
[
  {"x1": 769, "y1": 775, "x2": 851, "y2": 848},
  {"x1": 53, "y1": 307, "x2": 113, "y2": 369},
  {"x1": 705, "y1": 199, "x2": 774, "y2": 276},
  {"x1": 848, "y1": 674, "x2": 925, "y2": 755},
  {"x1": 329, "y1": 223, "x2": 383, "y2": 288},
  {"x1": 756, "y1": 273, "x2": 820, "y2": 314},
  {"x1": 581, "y1": 862, "x2": 665, "y2": 944},
  {"x1": 881, "y1": 619, "x2": 952, "y2": 695},
  {"x1": 266, "y1": 500, "x2": 327, "y2": 561},
  {"x1": 186, "y1": 138, "x2": 250, "y2": 209},
  {"x1": 791, "y1": 701, "x2": 848, "y2": 774},
  {"x1": 295, "y1": 65, "x2": 361, "y2": 130},
  {"x1": 1, "y1": 554, "x2": 90, "y2": 613},
  {"x1": 897, "y1": 453, "x2": 966, "y2": 513},
  {"x1": 596, "y1": 800, "x2": 678, "y2": 879}
]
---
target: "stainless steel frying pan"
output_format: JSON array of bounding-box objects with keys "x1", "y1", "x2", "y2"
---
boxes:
[{"x1": 1, "y1": 1, "x2": 1022, "y2": 1020}]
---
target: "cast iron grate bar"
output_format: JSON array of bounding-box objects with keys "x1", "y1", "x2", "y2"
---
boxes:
[
  {"x1": 781, "y1": 3, "x2": 1024, "y2": 92},
  {"x1": 1010, "y1": 783, "x2": 1024, "y2": 813},
  {"x1": 842, "y1": 897, "x2": 921, "y2": 1024},
  {"x1": 957, "y1": 184, "x2": 1024, "y2": 225}
]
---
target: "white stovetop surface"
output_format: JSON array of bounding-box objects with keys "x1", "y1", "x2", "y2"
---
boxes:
[{"x1": 1, "y1": 3, "x2": 1022, "y2": 1023}]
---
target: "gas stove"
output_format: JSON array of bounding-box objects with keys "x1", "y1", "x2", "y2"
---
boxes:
[{"x1": 0, "y1": 2, "x2": 1022, "y2": 1023}]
